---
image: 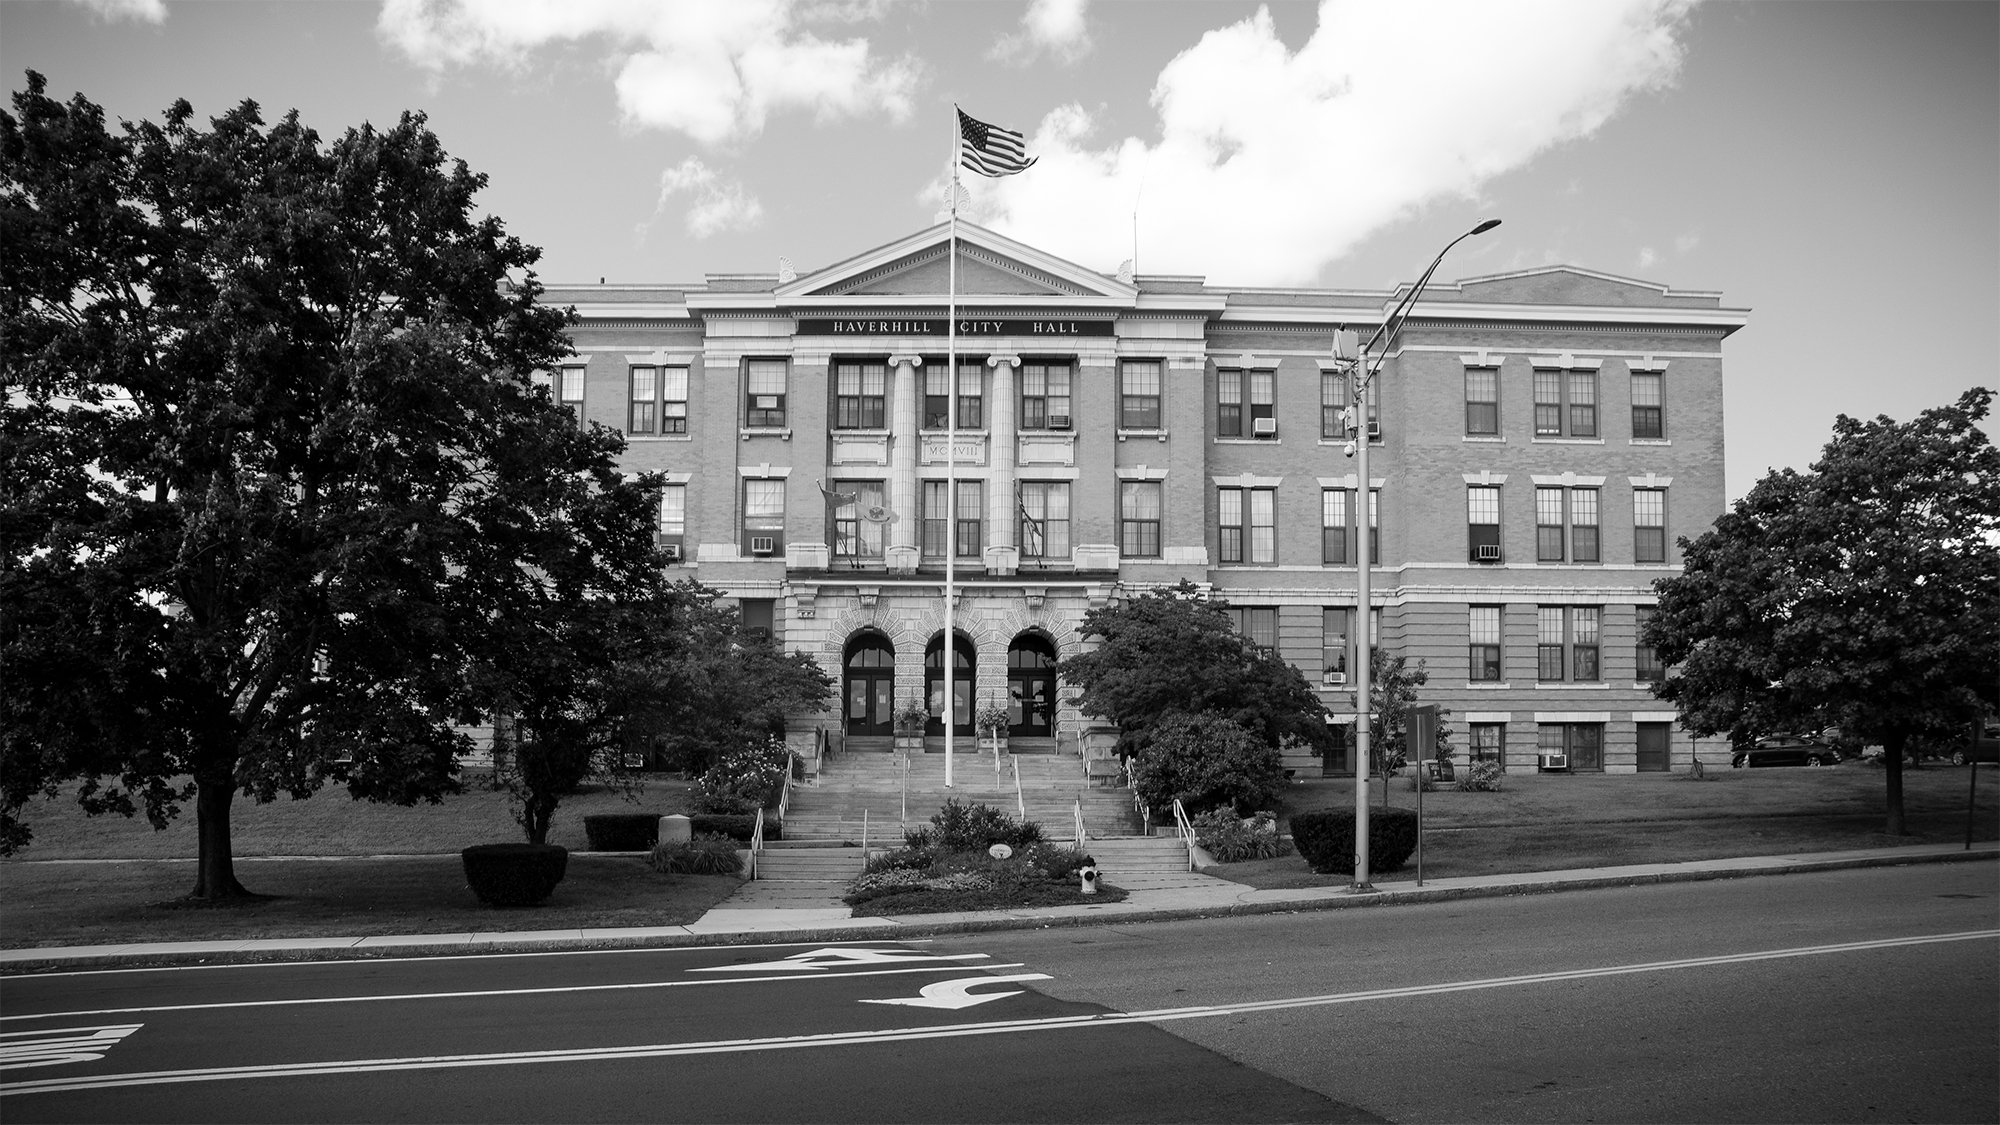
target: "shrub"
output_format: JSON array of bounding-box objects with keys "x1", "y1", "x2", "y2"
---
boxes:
[
  {"x1": 1026, "y1": 843, "x2": 1094, "y2": 881},
  {"x1": 690, "y1": 813, "x2": 777, "y2": 842},
  {"x1": 582, "y1": 813, "x2": 660, "y2": 851},
  {"x1": 1192, "y1": 808, "x2": 1288, "y2": 862},
  {"x1": 1456, "y1": 761, "x2": 1505, "y2": 792},
  {"x1": 904, "y1": 799, "x2": 1043, "y2": 851},
  {"x1": 864, "y1": 845, "x2": 936, "y2": 874},
  {"x1": 1289, "y1": 807, "x2": 1418, "y2": 875},
  {"x1": 461, "y1": 843, "x2": 569, "y2": 906},
  {"x1": 647, "y1": 833, "x2": 744, "y2": 876},
  {"x1": 691, "y1": 738, "x2": 790, "y2": 814},
  {"x1": 1129, "y1": 712, "x2": 1287, "y2": 816}
]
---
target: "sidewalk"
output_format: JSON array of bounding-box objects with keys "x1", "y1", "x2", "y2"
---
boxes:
[{"x1": 5, "y1": 842, "x2": 1992, "y2": 968}]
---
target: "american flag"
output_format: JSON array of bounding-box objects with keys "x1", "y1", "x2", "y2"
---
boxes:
[{"x1": 957, "y1": 107, "x2": 1037, "y2": 178}]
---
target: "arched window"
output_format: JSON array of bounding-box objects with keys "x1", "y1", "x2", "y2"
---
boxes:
[
  {"x1": 923, "y1": 633, "x2": 977, "y2": 737},
  {"x1": 1007, "y1": 634, "x2": 1058, "y2": 739}
]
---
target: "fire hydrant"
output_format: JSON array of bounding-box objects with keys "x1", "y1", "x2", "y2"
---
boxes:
[{"x1": 1079, "y1": 860, "x2": 1101, "y2": 895}]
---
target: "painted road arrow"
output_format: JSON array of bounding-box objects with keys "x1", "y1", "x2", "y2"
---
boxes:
[
  {"x1": 859, "y1": 974, "x2": 1053, "y2": 1010},
  {"x1": 690, "y1": 947, "x2": 989, "y2": 973}
]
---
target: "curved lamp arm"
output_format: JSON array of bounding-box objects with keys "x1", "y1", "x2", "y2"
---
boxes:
[{"x1": 1357, "y1": 218, "x2": 1501, "y2": 386}]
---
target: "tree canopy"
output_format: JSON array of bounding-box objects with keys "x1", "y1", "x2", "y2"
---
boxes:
[
  {"x1": 1056, "y1": 580, "x2": 1332, "y2": 755},
  {"x1": 0, "y1": 73, "x2": 666, "y2": 896},
  {"x1": 1642, "y1": 388, "x2": 2000, "y2": 833}
]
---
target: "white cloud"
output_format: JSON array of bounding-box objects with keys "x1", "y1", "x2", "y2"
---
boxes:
[
  {"x1": 652, "y1": 157, "x2": 765, "y2": 238},
  {"x1": 989, "y1": 0, "x2": 1093, "y2": 65},
  {"x1": 69, "y1": 0, "x2": 166, "y2": 23},
  {"x1": 1638, "y1": 246, "x2": 1659, "y2": 269},
  {"x1": 971, "y1": 0, "x2": 1694, "y2": 284},
  {"x1": 376, "y1": 0, "x2": 921, "y2": 145},
  {"x1": 1674, "y1": 231, "x2": 1701, "y2": 254}
]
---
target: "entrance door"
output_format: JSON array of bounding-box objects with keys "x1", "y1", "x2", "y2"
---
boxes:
[
  {"x1": 924, "y1": 633, "x2": 975, "y2": 738},
  {"x1": 1007, "y1": 636, "x2": 1057, "y2": 737},
  {"x1": 1636, "y1": 722, "x2": 1670, "y2": 771},
  {"x1": 844, "y1": 635, "x2": 895, "y2": 736}
]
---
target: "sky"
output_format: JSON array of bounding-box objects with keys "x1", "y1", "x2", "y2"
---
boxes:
[{"x1": 4, "y1": 0, "x2": 1995, "y2": 502}]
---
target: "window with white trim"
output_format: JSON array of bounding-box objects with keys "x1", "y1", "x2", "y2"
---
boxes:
[
  {"x1": 1322, "y1": 608, "x2": 1349, "y2": 682},
  {"x1": 1218, "y1": 486, "x2": 1275, "y2": 565},
  {"x1": 628, "y1": 366, "x2": 688, "y2": 435},
  {"x1": 834, "y1": 361, "x2": 886, "y2": 429},
  {"x1": 742, "y1": 479, "x2": 785, "y2": 556},
  {"x1": 1018, "y1": 481, "x2": 1070, "y2": 561},
  {"x1": 1631, "y1": 371, "x2": 1664, "y2": 438},
  {"x1": 1465, "y1": 367, "x2": 1499, "y2": 435},
  {"x1": 1120, "y1": 360, "x2": 1162, "y2": 429},
  {"x1": 1536, "y1": 487, "x2": 1599, "y2": 563},
  {"x1": 1634, "y1": 489, "x2": 1668, "y2": 563},
  {"x1": 1537, "y1": 606, "x2": 1599, "y2": 682},
  {"x1": 1120, "y1": 481, "x2": 1161, "y2": 558},
  {"x1": 1321, "y1": 488, "x2": 1378, "y2": 565},
  {"x1": 1020, "y1": 361, "x2": 1072, "y2": 430},
  {"x1": 1227, "y1": 606, "x2": 1277, "y2": 653},
  {"x1": 1219, "y1": 369, "x2": 1275, "y2": 438},
  {"x1": 921, "y1": 480, "x2": 983, "y2": 558},
  {"x1": 1468, "y1": 485, "x2": 1503, "y2": 562},
  {"x1": 1321, "y1": 369, "x2": 1378, "y2": 438},
  {"x1": 1470, "y1": 723, "x2": 1505, "y2": 763},
  {"x1": 535, "y1": 367, "x2": 585, "y2": 426},
  {"x1": 745, "y1": 359, "x2": 787, "y2": 428},
  {"x1": 1534, "y1": 368, "x2": 1597, "y2": 437},
  {"x1": 1469, "y1": 605, "x2": 1502, "y2": 681},
  {"x1": 830, "y1": 480, "x2": 887, "y2": 562},
  {"x1": 1635, "y1": 606, "x2": 1664, "y2": 683}
]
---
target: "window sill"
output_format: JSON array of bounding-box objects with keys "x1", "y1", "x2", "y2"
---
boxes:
[
  {"x1": 740, "y1": 428, "x2": 792, "y2": 441},
  {"x1": 1462, "y1": 435, "x2": 1507, "y2": 443},
  {"x1": 1534, "y1": 682, "x2": 1612, "y2": 689},
  {"x1": 1317, "y1": 437, "x2": 1383, "y2": 446},
  {"x1": 1629, "y1": 438, "x2": 1672, "y2": 446},
  {"x1": 1530, "y1": 436, "x2": 1606, "y2": 445},
  {"x1": 1117, "y1": 429, "x2": 1169, "y2": 442},
  {"x1": 1212, "y1": 436, "x2": 1282, "y2": 445},
  {"x1": 1463, "y1": 682, "x2": 1514, "y2": 690},
  {"x1": 627, "y1": 433, "x2": 693, "y2": 442}
]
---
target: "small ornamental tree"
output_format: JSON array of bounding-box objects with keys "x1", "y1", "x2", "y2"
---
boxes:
[
  {"x1": 1643, "y1": 389, "x2": 2000, "y2": 835},
  {"x1": 1128, "y1": 712, "x2": 1287, "y2": 816},
  {"x1": 1370, "y1": 651, "x2": 1452, "y2": 797}
]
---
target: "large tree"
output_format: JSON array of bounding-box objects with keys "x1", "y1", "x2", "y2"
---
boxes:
[
  {"x1": 0, "y1": 74, "x2": 666, "y2": 897},
  {"x1": 1642, "y1": 389, "x2": 2000, "y2": 834},
  {"x1": 1057, "y1": 580, "x2": 1332, "y2": 757}
]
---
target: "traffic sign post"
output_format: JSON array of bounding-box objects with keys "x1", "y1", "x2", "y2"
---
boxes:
[{"x1": 1407, "y1": 704, "x2": 1439, "y2": 886}]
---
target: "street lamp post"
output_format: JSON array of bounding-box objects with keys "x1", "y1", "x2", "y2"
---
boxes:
[{"x1": 1342, "y1": 218, "x2": 1499, "y2": 893}]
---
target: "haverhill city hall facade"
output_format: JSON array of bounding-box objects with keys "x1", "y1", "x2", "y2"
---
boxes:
[{"x1": 539, "y1": 222, "x2": 1746, "y2": 779}]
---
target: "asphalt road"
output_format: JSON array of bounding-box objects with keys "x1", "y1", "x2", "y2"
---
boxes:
[{"x1": 2, "y1": 863, "x2": 1994, "y2": 1123}]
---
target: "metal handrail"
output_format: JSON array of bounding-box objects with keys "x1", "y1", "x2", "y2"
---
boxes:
[
  {"x1": 749, "y1": 806, "x2": 765, "y2": 880},
  {"x1": 1170, "y1": 798, "x2": 1196, "y2": 871},
  {"x1": 1073, "y1": 798, "x2": 1086, "y2": 845},
  {"x1": 776, "y1": 749, "x2": 796, "y2": 824},
  {"x1": 1124, "y1": 758, "x2": 1151, "y2": 836},
  {"x1": 1012, "y1": 756, "x2": 1025, "y2": 820},
  {"x1": 900, "y1": 752, "x2": 908, "y2": 828},
  {"x1": 861, "y1": 808, "x2": 869, "y2": 855}
]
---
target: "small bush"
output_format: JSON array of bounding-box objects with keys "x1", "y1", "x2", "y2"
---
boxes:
[
  {"x1": 691, "y1": 738, "x2": 790, "y2": 814},
  {"x1": 904, "y1": 799, "x2": 1043, "y2": 851},
  {"x1": 863, "y1": 845, "x2": 936, "y2": 874},
  {"x1": 690, "y1": 814, "x2": 776, "y2": 842},
  {"x1": 648, "y1": 833, "x2": 744, "y2": 876},
  {"x1": 1026, "y1": 843, "x2": 1094, "y2": 881},
  {"x1": 1456, "y1": 761, "x2": 1505, "y2": 792},
  {"x1": 1192, "y1": 808, "x2": 1288, "y2": 863},
  {"x1": 462, "y1": 843, "x2": 569, "y2": 906},
  {"x1": 583, "y1": 813, "x2": 660, "y2": 851},
  {"x1": 1289, "y1": 807, "x2": 1418, "y2": 875}
]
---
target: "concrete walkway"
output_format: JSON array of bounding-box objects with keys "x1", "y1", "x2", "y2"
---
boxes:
[{"x1": 4, "y1": 842, "x2": 1992, "y2": 967}]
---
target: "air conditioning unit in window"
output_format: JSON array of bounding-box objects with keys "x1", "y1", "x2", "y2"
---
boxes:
[
  {"x1": 1538, "y1": 752, "x2": 1569, "y2": 772},
  {"x1": 1323, "y1": 670, "x2": 1347, "y2": 686},
  {"x1": 1476, "y1": 544, "x2": 1502, "y2": 562},
  {"x1": 1048, "y1": 415, "x2": 1072, "y2": 430},
  {"x1": 750, "y1": 536, "x2": 776, "y2": 556},
  {"x1": 660, "y1": 543, "x2": 682, "y2": 562},
  {"x1": 1253, "y1": 417, "x2": 1278, "y2": 437}
]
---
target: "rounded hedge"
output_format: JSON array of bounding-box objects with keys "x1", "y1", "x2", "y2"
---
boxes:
[
  {"x1": 1289, "y1": 807, "x2": 1417, "y2": 875},
  {"x1": 462, "y1": 843, "x2": 569, "y2": 906}
]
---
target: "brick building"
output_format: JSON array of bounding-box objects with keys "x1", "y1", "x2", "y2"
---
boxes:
[{"x1": 542, "y1": 221, "x2": 1746, "y2": 776}]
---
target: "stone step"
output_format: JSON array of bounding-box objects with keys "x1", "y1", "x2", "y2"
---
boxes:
[{"x1": 753, "y1": 854, "x2": 866, "y2": 879}]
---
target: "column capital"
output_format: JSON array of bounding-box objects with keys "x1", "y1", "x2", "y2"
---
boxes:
[
  {"x1": 888, "y1": 354, "x2": 926, "y2": 369},
  {"x1": 986, "y1": 354, "x2": 1022, "y2": 369}
]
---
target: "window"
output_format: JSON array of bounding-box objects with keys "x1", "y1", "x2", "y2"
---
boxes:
[
  {"x1": 1018, "y1": 482, "x2": 1071, "y2": 561},
  {"x1": 1538, "y1": 606, "x2": 1599, "y2": 681},
  {"x1": 923, "y1": 367, "x2": 951, "y2": 429},
  {"x1": 1321, "y1": 488, "x2": 1378, "y2": 565},
  {"x1": 1020, "y1": 362, "x2": 1072, "y2": 429},
  {"x1": 922, "y1": 481, "x2": 983, "y2": 558},
  {"x1": 1465, "y1": 368, "x2": 1499, "y2": 435},
  {"x1": 657, "y1": 484, "x2": 686, "y2": 536},
  {"x1": 834, "y1": 361, "x2": 887, "y2": 429},
  {"x1": 1469, "y1": 605, "x2": 1502, "y2": 681},
  {"x1": 629, "y1": 366, "x2": 657, "y2": 434},
  {"x1": 1218, "y1": 486, "x2": 1276, "y2": 564},
  {"x1": 740, "y1": 599, "x2": 774, "y2": 639},
  {"x1": 1468, "y1": 485, "x2": 1502, "y2": 562},
  {"x1": 1635, "y1": 607, "x2": 1664, "y2": 683},
  {"x1": 1634, "y1": 489, "x2": 1667, "y2": 563},
  {"x1": 745, "y1": 359, "x2": 787, "y2": 428},
  {"x1": 1470, "y1": 723, "x2": 1506, "y2": 763},
  {"x1": 1536, "y1": 487, "x2": 1599, "y2": 563},
  {"x1": 1533, "y1": 368, "x2": 1597, "y2": 437},
  {"x1": 922, "y1": 362, "x2": 983, "y2": 429},
  {"x1": 1538, "y1": 723, "x2": 1603, "y2": 770},
  {"x1": 535, "y1": 366, "x2": 585, "y2": 425},
  {"x1": 1120, "y1": 481, "x2": 1161, "y2": 558},
  {"x1": 830, "y1": 480, "x2": 887, "y2": 562},
  {"x1": 742, "y1": 478, "x2": 784, "y2": 555},
  {"x1": 1322, "y1": 608, "x2": 1349, "y2": 681},
  {"x1": 1121, "y1": 360, "x2": 1162, "y2": 429},
  {"x1": 1321, "y1": 370, "x2": 1379, "y2": 438},
  {"x1": 1219, "y1": 369, "x2": 1274, "y2": 438},
  {"x1": 1631, "y1": 371, "x2": 1664, "y2": 438},
  {"x1": 626, "y1": 365, "x2": 688, "y2": 435},
  {"x1": 1228, "y1": 606, "x2": 1277, "y2": 653}
]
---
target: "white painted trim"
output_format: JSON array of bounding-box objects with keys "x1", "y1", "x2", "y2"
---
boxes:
[
  {"x1": 1534, "y1": 712, "x2": 1612, "y2": 723},
  {"x1": 737, "y1": 464, "x2": 794, "y2": 479}
]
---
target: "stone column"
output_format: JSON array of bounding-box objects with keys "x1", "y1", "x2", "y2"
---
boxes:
[
  {"x1": 886, "y1": 353, "x2": 923, "y2": 574},
  {"x1": 984, "y1": 353, "x2": 1021, "y2": 576}
]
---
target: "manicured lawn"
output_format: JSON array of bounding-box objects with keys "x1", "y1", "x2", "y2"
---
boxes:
[
  {"x1": 1220, "y1": 763, "x2": 1999, "y2": 887},
  {"x1": 848, "y1": 882, "x2": 1131, "y2": 917}
]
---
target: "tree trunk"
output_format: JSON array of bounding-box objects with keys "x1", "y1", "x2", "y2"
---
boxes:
[
  {"x1": 1883, "y1": 731, "x2": 1907, "y2": 837},
  {"x1": 190, "y1": 773, "x2": 256, "y2": 900}
]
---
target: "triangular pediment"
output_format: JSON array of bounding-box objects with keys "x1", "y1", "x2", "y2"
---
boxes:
[
  {"x1": 1455, "y1": 266, "x2": 1682, "y2": 308},
  {"x1": 778, "y1": 222, "x2": 1137, "y2": 304}
]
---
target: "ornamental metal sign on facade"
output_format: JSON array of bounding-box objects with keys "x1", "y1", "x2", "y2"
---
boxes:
[{"x1": 795, "y1": 316, "x2": 1115, "y2": 338}]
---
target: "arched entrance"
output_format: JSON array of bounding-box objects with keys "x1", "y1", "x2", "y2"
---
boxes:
[
  {"x1": 1007, "y1": 634, "x2": 1057, "y2": 738},
  {"x1": 843, "y1": 632, "x2": 895, "y2": 737},
  {"x1": 923, "y1": 632, "x2": 976, "y2": 738}
]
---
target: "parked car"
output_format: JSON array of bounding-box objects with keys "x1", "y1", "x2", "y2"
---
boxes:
[
  {"x1": 1949, "y1": 725, "x2": 2000, "y2": 767},
  {"x1": 1732, "y1": 736, "x2": 1840, "y2": 768}
]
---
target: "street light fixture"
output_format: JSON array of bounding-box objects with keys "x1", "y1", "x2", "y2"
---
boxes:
[{"x1": 1338, "y1": 218, "x2": 1500, "y2": 893}]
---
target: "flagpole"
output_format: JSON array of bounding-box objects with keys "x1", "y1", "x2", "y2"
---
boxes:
[{"x1": 943, "y1": 108, "x2": 960, "y2": 790}]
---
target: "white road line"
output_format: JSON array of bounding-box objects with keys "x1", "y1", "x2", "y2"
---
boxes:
[
  {"x1": 0, "y1": 962, "x2": 1027, "y2": 1023},
  {"x1": 5, "y1": 929, "x2": 1992, "y2": 1098},
  {"x1": 1, "y1": 938, "x2": 936, "y2": 982}
]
